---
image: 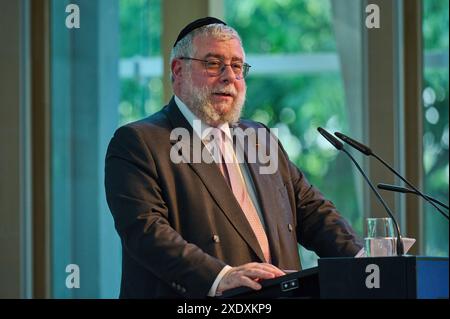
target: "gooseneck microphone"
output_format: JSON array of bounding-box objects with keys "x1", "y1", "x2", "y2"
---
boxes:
[
  {"x1": 335, "y1": 132, "x2": 449, "y2": 221},
  {"x1": 317, "y1": 127, "x2": 404, "y2": 255},
  {"x1": 377, "y1": 183, "x2": 449, "y2": 211}
]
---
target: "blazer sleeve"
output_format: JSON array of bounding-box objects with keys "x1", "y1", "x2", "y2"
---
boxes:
[
  {"x1": 275, "y1": 144, "x2": 363, "y2": 257},
  {"x1": 105, "y1": 125, "x2": 226, "y2": 298},
  {"x1": 257, "y1": 121, "x2": 363, "y2": 257}
]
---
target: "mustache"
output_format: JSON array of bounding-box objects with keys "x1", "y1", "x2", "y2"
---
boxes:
[{"x1": 210, "y1": 87, "x2": 237, "y2": 97}]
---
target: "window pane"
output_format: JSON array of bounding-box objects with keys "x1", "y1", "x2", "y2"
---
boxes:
[
  {"x1": 51, "y1": 0, "x2": 162, "y2": 298},
  {"x1": 422, "y1": 0, "x2": 449, "y2": 256},
  {"x1": 225, "y1": 0, "x2": 364, "y2": 268},
  {"x1": 119, "y1": 0, "x2": 162, "y2": 126},
  {"x1": 51, "y1": 0, "x2": 122, "y2": 298}
]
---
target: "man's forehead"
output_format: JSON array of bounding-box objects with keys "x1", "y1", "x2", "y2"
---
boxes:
[{"x1": 193, "y1": 36, "x2": 244, "y2": 58}]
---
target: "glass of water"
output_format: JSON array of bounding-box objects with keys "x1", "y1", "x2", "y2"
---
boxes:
[{"x1": 365, "y1": 217, "x2": 396, "y2": 257}]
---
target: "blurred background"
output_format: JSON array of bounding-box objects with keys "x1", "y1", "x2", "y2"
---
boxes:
[{"x1": 0, "y1": 0, "x2": 448, "y2": 298}]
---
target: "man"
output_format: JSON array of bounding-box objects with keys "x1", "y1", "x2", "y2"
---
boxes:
[{"x1": 105, "y1": 17, "x2": 363, "y2": 298}]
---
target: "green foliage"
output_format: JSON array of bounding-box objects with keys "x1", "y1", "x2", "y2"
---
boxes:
[
  {"x1": 225, "y1": 0, "x2": 363, "y2": 266},
  {"x1": 225, "y1": 0, "x2": 335, "y2": 53},
  {"x1": 120, "y1": 0, "x2": 161, "y2": 57},
  {"x1": 422, "y1": 0, "x2": 449, "y2": 257},
  {"x1": 423, "y1": 70, "x2": 449, "y2": 257},
  {"x1": 423, "y1": 0, "x2": 449, "y2": 50},
  {"x1": 119, "y1": 0, "x2": 163, "y2": 126},
  {"x1": 226, "y1": 1, "x2": 361, "y2": 240}
]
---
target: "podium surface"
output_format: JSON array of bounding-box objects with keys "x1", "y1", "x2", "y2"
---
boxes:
[
  {"x1": 221, "y1": 256, "x2": 448, "y2": 299},
  {"x1": 319, "y1": 256, "x2": 448, "y2": 299}
]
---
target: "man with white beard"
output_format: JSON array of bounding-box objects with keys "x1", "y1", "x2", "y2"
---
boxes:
[{"x1": 105, "y1": 17, "x2": 363, "y2": 299}]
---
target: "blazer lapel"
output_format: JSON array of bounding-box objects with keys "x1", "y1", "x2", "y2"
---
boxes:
[{"x1": 165, "y1": 98, "x2": 266, "y2": 262}]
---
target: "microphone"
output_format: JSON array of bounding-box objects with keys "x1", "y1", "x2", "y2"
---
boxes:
[
  {"x1": 317, "y1": 127, "x2": 404, "y2": 255},
  {"x1": 377, "y1": 183, "x2": 449, "y2": 211},
  {"x1": 317, "y1": 127, "x2": 344, "y2": 150},
  {"x1": 335, "y1": 132, "x2": 449, "y2": 221}
]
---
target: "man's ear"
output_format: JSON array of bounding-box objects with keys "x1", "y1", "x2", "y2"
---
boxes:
[{"x1": 171, "y1": 59, "x2": 183, "y2": 80}]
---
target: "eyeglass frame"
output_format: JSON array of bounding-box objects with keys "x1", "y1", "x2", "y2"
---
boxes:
[{"x1": 179, "y1": 57, "x2": 251, "y2": 80}]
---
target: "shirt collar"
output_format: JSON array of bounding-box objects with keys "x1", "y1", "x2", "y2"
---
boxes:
[{"x1": 174, "y1": 95, "x2": 232, "y2": 142}]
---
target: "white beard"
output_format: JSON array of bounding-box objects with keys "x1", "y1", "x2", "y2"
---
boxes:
[{"x1": 180, "y1": 75, "x2": 246, "y2": 127}]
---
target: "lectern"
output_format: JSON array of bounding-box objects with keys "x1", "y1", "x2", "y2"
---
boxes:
[{"x1": 221, "y1": 256, "x2": 448, "y2": 299}]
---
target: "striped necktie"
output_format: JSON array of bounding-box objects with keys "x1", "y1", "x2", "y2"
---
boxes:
[{"x1": 216, "y1": 130, "x2": 271, "y2": 263}]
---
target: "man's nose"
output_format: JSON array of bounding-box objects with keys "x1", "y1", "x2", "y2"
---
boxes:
[{"x1": 219, "y1": 65, "x2": 236, "y2": 84}]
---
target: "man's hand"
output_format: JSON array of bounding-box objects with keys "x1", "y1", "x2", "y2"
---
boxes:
[{"x1": 216, "y1": 263, "x2": 285, "y2": 295}]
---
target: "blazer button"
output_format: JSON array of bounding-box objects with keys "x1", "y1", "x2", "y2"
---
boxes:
[
  {"x1": 212, "y1": 235, "x2": 220, "y2": 243},
  {"x1": 288, "y1": 224, "x2": 293, "y2": 232},
  {"x1": 181, "y1": 287, "x2": 186, "y2": 293},
  {"x1": 176, "y1": 284, "x2": 181, "y2": 291},
  {"x1": 172, "y1": 282, "x2": 176, "y2": 288}
]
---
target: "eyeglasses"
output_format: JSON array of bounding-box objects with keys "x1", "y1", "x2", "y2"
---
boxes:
[{"x1": 179, "y1": 57, "x2": 251, "y2": 79}]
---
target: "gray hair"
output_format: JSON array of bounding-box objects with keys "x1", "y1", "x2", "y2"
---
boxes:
[{"x1": 170, "y1": 23, "x2": 244, "y2": 82}]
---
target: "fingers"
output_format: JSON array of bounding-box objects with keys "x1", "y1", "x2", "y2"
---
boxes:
[
  {"x1": 235, "y1": 262, "x2": 285, "y2": 277},
  {"x1": 237, "y1": 275, "x2": 262, "y2": 291},
  {"x1": 259, "y1": 263, "x2": 286, "y2": 277},
  {"x1": 221, "y1": 270, "x2": 264, "y2": 291},
  {"x1": 233, "y1": 267, "x2": 276, "y2": 280},
  {"x1": 216, "y1": 262, "x2": 287, "y2": 295}
]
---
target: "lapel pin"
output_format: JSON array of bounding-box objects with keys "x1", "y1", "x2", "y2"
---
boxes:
[{"x1": 212, "y1": 235, "x2": 220, "y2": 243}]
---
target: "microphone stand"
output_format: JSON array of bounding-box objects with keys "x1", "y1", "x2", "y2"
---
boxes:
[
  {"x1": 317, "y1": 127, "x2": 404, "y2": 255},
  {"x1": 377, "y1": 183, "x2": 449, "y2": 211},
  {"x1": 335, "y1": 132, "x2": 449, "y2": 221}
]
